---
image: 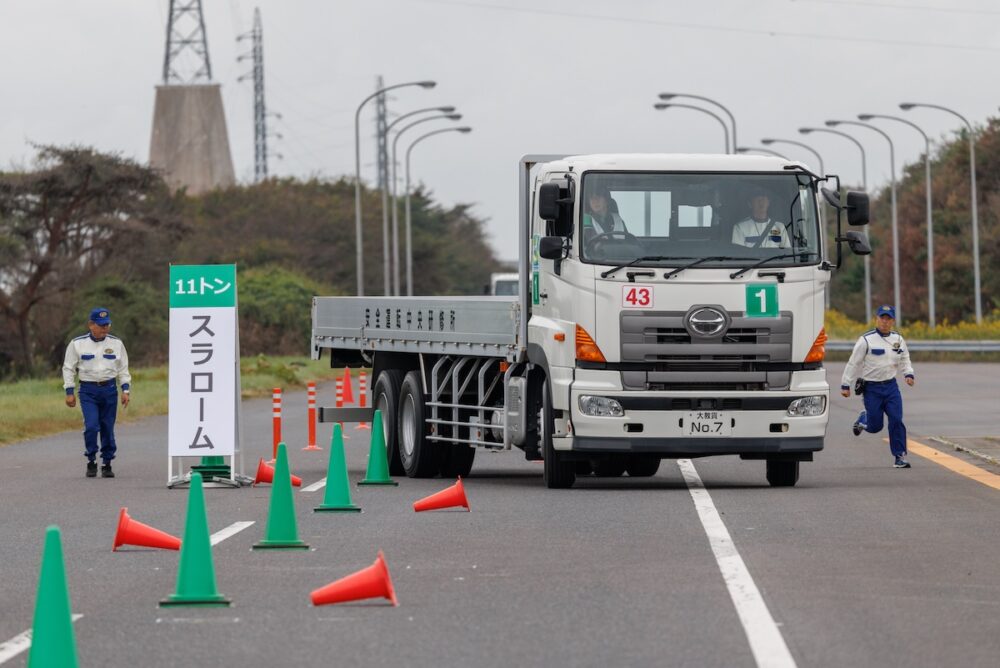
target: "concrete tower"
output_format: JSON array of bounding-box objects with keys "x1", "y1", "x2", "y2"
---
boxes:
[{"x1": 149, "y1": 0, "x2": 235, "y2": 193}]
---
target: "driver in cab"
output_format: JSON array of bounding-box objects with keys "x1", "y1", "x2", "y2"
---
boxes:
[
  {"x1": 732, "y1": 187, "x2": 790, "y2": 249},
  {"x1": 583, "y1": 186, "x2": 629, "y2": 240}
]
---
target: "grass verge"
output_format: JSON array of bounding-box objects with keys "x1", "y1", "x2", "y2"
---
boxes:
[{"x1": 0, "y1": 355, "x2": 345, "y2": 447}]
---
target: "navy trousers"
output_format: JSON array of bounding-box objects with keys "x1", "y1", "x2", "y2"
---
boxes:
[
  {"x1": 79, "y1": 383, "x2": 118, "y2": 463},
  {"x1": 862, "y1": 379, "x2": 907, "y2": 456}
]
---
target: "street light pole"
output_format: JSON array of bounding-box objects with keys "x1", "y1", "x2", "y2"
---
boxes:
[
  {"x1": 390, "y1": 112, "x2": 462, "y2": 295},
  {"x1": 653, "y1": 103, "x2": 730, "y2": 153},
  {"x1": 404, "y1": 126, "x2": 473, "y2": 295},
  {"x1": 380, "y1": 106, "x2": 456, "y2": 296},
  {"x1": 859, "y1": 113, "x2": 936, "y2": 328},
  {"x1": 800, "y1": 127, "x2": 872, "y2": 322},
  {"x1": 901, "y1": 102, "x2": 982, "y2": 323},
  {"x1": 736, "y1": 146, "x2": 789, "y2": 159},
  {"x1": 827, "y1": 120, "x2": 901, "y2": 324},
  {"x1": 354, "y1": 80, "x2": 435, "y2": 296},
  {"x1": 659, "y1": 93, "x2": 737, "y2": 153}
]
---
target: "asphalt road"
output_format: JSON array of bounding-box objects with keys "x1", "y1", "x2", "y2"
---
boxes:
[{"x1": 1, "y1": 363, "x2": 998, "y2": 667}]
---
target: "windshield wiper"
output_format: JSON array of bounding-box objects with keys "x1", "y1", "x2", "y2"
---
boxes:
[
  {"x1": 600, "y1": 256, "x2": 682, "y2": 279},
  {"x1": 729, "y1": 251, "x2": 818, "y2": 279},
  {"x1": 663, "y1": 256, "x2": 747, "y2": 279}
]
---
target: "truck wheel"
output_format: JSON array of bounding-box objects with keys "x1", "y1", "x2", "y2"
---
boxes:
[
  {"x1": 625, "y1": 455, "x2": 660, "y2": 477},
  {"x1": 541, "y1": 379, "x2": 575, "y2": 489},
  {"x1": 593, "y1": 456, "x2": 627, "y2": 477},
  {"x1": 766, "y1": 459, "x2": 799, "y2": 487},
  {"x1": 374, "y1": 369, "x2": 405, "y2": 475},
  {"x1": 439, "y1": 445, "x2": 476, "y2": 478},
  {"x1": 398, "y1": 370, "x2": 440, "y2": 478}
]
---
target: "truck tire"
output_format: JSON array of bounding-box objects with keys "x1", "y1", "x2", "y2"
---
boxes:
[
  {"x1": 625, "y1": 455, "x2": 660, "y2": 477},
  {"x1": 374, "y1": 369, "x2": 405, "y2": 475},
  {"x1": 541, "y1": 379, "x2": 575, "y2": 489},
  {"x1": 439, "y1": 445, "x2": 476, "y2": 478},
  {"x1": 766, "y1": 458, "x2": 799, "y2": 487},
  {"x1": 397, "y1": 370, "x2": 440, "y2": 478},
  {"x1": 593, "y1": 456, "x2": 627, "y2": 477}
]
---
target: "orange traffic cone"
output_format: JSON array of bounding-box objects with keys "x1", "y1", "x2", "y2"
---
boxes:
[
  {"x1": 113, "y1": 507, "x2": 181, "y2": 552},
  {"x1": 413, "y1": 477, "x2": 470, "y2": 512},
  {"x1": 310, "y1": 551, "x2": 398, "y2": 607},
  {"x1": 254, "y1": 457, "x2": 302, "y2": 487},
  {"x1": 342, "y1": 366, "x2": 355, "y2": 405}
]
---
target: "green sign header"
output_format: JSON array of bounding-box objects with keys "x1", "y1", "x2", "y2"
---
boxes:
[{"x1": 169, "y1": 265, "x2": 237, "y2": 308}]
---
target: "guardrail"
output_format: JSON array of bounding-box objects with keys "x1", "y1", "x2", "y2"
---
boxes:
[{"x1": 828, "y1": 340, "x2": 1000, "y2": 352}]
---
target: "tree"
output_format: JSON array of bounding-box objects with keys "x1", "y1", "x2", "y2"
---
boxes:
[{"x1": 0, "y1": 145, "x2": 180, "y2": 375}]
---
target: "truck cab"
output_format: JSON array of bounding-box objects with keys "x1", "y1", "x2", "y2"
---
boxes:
[{"x1": 522, "y1": 153, "x2": 870, "y2": 487}]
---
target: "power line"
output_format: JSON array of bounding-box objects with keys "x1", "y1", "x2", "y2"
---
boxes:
[{"x1": 790, "y1": 0, "x2": 1000, "y2": 17}]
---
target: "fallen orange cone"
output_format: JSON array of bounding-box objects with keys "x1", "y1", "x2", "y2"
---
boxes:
[
  {"x1": 254, "y1": 457, "x2": 302, "y2": 487},
  {"x1": 310, "y1": 551, "x2": 398, "y2": 607},
  {"x1": 413, "y1": 477, "x2": 470, "y2": 512},
  {"x1": 113, "y1": 507, "x2": 181, "y2": 552}
]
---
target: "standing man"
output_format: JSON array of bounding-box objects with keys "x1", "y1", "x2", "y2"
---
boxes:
[
  {"x1": 63, "y1": 307, "x2": 131, "y2": 478},
  {"x1": 840, "y1": 305, "x2": 915, "y2": 468}
]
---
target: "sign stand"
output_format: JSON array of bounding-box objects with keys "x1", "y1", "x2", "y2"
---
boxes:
[{"x1": 167, "y1": 264, "x2": 250, "y2": 488}]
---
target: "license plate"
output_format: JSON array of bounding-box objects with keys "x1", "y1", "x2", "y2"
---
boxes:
[{"x1": 685, "y1": 411, "x2": 731, "y2": 436}]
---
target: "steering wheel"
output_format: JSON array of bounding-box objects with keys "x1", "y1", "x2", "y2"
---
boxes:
[{"x1": 585, "y1": 230, "x2": 640, "y2": 254}]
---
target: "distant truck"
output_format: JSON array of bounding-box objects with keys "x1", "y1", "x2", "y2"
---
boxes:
[
  {"x1": 312, "y1": 154, "x2": 870, "y2": 488},
  {"x1": 489, "y1": 272, "x2": 519, "y2": 296}
]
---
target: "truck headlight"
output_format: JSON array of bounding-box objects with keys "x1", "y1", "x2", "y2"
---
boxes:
[
  {"x1": 786, "y1": 395, "x2": 826, "y2": 417},
  {"x1": 578, "y1": 395, "x2": 624, "y2": 417}
]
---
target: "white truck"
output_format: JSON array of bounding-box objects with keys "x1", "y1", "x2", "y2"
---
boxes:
[
  {"x1": 489, "y1": 272, "x2": 520, "y2": 296},
  {"x1": 312, "y1": 154, "x2": 870, "y2": 488}
]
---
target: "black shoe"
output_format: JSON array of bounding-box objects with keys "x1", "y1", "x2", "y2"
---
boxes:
[
  {"x1": 101, "y1": 464, "x2": 115, "y2": 478},
  {"x1": 86, "y1": 461, "x2": 98, "y2": 478}
]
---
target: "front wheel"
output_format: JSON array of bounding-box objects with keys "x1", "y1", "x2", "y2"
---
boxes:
[
  {"x1": 766, "y1": 459, "x2": 799, "y2": 487},
  {"x1": 541, "y1": 379, "x2": 575, "y2": 489}
]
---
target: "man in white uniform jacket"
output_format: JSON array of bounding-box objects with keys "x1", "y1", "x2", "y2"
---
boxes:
[
  {"x1": 63, "y1": 307, "x2": 131, "y2": 478},
  {"x1": 731, "y1": 187, "x2": 790, "y2": 249}
]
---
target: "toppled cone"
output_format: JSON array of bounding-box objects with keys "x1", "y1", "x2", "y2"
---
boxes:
[
  {"x1": 254, "y1": 457, "x2": 302, "y2": 487},
  {"x1": 113, "y1": 507, "x2": 181, "y2": 552},
  {"x1": 310, "y1": 551, "x2": 398, "y2": 607},
  {"x1": 413, "y1": 477, "x2": 470, "y2": 512}
]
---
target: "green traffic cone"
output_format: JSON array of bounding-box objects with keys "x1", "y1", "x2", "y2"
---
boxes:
[
  {"x1": 315, "y1": 424, "x2": 362, "y2": 513},
  {"x1": 253, "y1": 443, "x2": 310, "y2": 549},
  {"x1": 160, "y1": 473, "x2": 230, "y2": 607},
  {"x1": 28, "y1": 526, "x2": 79, "y2": 668},
  {"x1": 358, "y1": 409, "x2": 398, "y2": 486}
]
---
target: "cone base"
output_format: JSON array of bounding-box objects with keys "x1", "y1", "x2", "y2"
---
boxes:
[
  {"x1": 252, "y1": 540, "x2": 310, "y2": 550},
  {"x1": 159, "y1": 595, "x2": 230, "y2": 608},
  {"x1": 314, "y1": 505, "x2": 362, "y2": 513},
  {"x1": 358, "y1": 480, "x2": 399, "y2": 486},
  {"x1": 302, "y1": 445, "x2": 323, "y2": 451}
]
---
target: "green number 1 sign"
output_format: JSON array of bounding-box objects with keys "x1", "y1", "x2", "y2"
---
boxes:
[{"x1": 745, "y1": 283, "x2": 778, "y2": 318}]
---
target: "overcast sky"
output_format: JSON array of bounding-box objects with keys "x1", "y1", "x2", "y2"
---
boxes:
[{"x1": 2, "y1": 0, "x2": 998, "y2": 261}]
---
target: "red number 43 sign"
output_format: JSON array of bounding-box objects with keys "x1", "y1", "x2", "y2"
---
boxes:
[{"x1": 622, "y1": 285, "x2": 653, "y2": 308}]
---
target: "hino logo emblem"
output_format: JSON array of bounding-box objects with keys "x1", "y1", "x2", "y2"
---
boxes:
[{"x1": 687, "y1": 307, "x2": 727, "y2": 337}]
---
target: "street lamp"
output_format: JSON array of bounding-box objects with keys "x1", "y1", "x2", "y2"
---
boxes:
[
  {"x1": 859, "y1": 113, "x2": 936, "y2": 328},
  {"x1": 404, "y1": 126, "x2": 473, "y2": 295},
  {"x1": 800, "y1": 126, "x2": 872, "y2": 322},
  {"x1": 827, "y1": 119, "x2": 901, "y2": 324},
  {"x1": 654, "y1": 102, "x2": 730, "y2": 154},
  {"x1": 354, "y1": 79, "x2": 435, "y2": 296},
  {"x1": 736, "y1": 146, "x2": 789, "y2": 159},
  {"x1": 659, "y1": 93, "x2": 736, "y2": 153},
  {"x1": 901, "y1": 102, "x2": 982, "y2": 323},
  {"x1": 390, "y1": 112, "x2": 462, "y2": 295},
  {"x1": 378, "y1": 106, "x2": 456, "y2": 295}
]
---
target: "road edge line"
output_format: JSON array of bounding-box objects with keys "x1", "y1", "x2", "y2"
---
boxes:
[{"x1": 905, "y1": 438, "x2": 1000, "y2": 491}]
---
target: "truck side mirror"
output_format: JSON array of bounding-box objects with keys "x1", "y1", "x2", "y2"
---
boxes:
[
  {"x1": 538, "y1": 235, "x2": 566, "y2": 260},
  {"x1": 538, "y1": 183, "x2": 561, "y2": 221},
  {"x1": 844, "y1": 230, "x2": 871, "y2": 255},
  {"x1": 820, "y1": 187, "x2": 840, "y2": 208},
  {"x1": 846, "y1": 191, "x2": 870, "y2": 226}
]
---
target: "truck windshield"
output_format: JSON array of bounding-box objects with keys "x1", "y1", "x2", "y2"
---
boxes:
[{"x1": 579, "y1": 172, "x2": 821, "y2": 268}]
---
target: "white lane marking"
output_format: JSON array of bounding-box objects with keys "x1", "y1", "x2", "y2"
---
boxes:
[
  {"x1": 301, "y1": 478, "x2": 327, "y2": 493},
  {"x1": 0, "y1": 614, "x2": 83, "y2": 665},
  {"x1": 209, "y1": 521, "x2": 255, "y2": 546},
  {"x1": 678, "y1": 459, "x2": 797, "y2": 668}
]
